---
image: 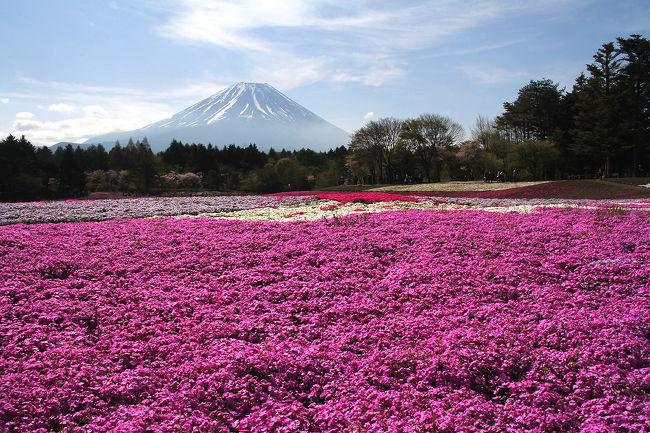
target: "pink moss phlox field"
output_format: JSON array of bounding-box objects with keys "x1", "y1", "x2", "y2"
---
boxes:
[{"x1": 1, "y1": 209, "x2": 650, "y2": 432}]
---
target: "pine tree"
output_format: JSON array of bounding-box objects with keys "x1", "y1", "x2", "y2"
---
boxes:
[
  {"x1": 58, "y1": 144, "x2": 85, "y2": 196},
  {"x1": 495, "y1": 79, "x2": 563, "y2": 142},
  {"x1": 616, "y1": 35, "x2": 650, "y2": 175},
  {"x1": 570, "y1": 42, "x2": 624, "y2": 176}
]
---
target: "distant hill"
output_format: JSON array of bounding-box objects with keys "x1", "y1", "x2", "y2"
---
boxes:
[{"x1": 84, "y1": 82, "x2": 350, "y2": 153}]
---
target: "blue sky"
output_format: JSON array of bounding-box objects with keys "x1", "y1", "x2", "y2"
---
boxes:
[{"x1": 1, "y1": 0, "x2": 648, "y2": 147}]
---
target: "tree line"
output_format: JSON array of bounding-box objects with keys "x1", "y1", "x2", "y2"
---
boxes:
[
  {"x1": 349, "y1": 34, "x2": 649, "y2": 183},
  {"x1": 0, "y1": 135, "x2": 349, "y2": 201}
]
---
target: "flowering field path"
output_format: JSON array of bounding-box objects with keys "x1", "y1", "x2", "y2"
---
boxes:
[{"x1": 1, "y1": 191, "x2": 649, "y2": 432}]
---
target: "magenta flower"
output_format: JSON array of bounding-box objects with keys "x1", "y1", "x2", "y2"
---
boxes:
[{"x1": 0, "y1": 207, "x2": 648, "y2": 431}]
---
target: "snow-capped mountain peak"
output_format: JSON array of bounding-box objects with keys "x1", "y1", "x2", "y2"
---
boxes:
[
  {"x1": 150, "y1": 82, "x2": 321, "y2": 130},
  {"x1": 85, "y1": 82, "x2": 350, "y2": 152}
]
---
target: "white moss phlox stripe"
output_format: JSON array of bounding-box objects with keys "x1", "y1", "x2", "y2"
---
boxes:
[{"x1": 160, "y1": 199, "x2": 649, "y2": 222}]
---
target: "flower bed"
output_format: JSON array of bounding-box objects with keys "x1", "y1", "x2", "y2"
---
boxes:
[
  {"x1": 379, "y1": 180, "x2": 650, "y2": 200},
  {"x1": 270, "y1": 191, "x2": 420, "y2": 204},
  {"x1": 4, "y1": 193, "x2": 650, "y2": 225},
  {"x1": 1, "y1": 208, "x2": 649, "y2": 432},
  {"x1": 0, "y1": 195, "x2": 305, "y2": 225}
]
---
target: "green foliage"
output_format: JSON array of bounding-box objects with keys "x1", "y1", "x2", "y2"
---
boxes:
[
  {"x1": 58, "y1": 145, "x2": 85, "y2": 196},
  {"x1": 495, "y1": 79, "x2": 564, "y2": 142},
  {"x1": 275, "y1": 157, "x2": 308, "y2": 191},
  {"x1": 348, "y1": 118, "x2": 403, "y2": 184},
  {"x1": 508, "y1": 139, "x2": 558, "y2": 180},
  {"x1": 569, "y1": 35, "x2": 650, "y2": 177},
  {"x1": 399, "y1": 114, "x2": 464, "y2": 182}
]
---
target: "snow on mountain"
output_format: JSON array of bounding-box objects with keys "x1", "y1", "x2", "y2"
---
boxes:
[
  {"x1": 151, "y1": 82, "x2": 321, "y2": 127},
  {"x1": 85, "y1": 83, "x2": 350, "y2": 153}
]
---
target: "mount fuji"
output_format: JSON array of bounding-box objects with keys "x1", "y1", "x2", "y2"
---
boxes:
[{"x1": 85, "y1": 83, "x2": 350, "y2": 153}]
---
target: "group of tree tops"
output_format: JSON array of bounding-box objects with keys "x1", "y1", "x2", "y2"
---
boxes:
[
  {"x1": 0, "y1": 134, "x2": 350, "y2": 200},
  {"x1": 348, "y1": 34, "x2": 649, "y2": 183}
]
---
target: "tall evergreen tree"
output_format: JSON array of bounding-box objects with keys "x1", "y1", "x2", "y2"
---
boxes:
[
  {"x1": 570, "y1": 42, "x2": 624, "y2": 176},
  {"x1": 0, "y1": 135, "x2": 38, "y2": 199},
  {"x1": 109, "y1": 141, "x2": 126, "y2": 170},
  {"x1": 135, "y1": 137, "x2": 156, "y2": 190},
  {"x1": 58, "y1": 144, "x2": 85, "y2": 196},
  {"x1": 162, "y1": 139, "x2": 187, "y2": 170},
  {"x1": 496, "y1": 79, "x2": 564, "y2": 142},
  {"x1": 616, "y1": 35, "x2": 650, "y2": 175}
]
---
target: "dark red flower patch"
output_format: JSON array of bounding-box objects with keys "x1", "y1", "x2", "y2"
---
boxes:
[{"x1": 412, "y1": 180, "x2": 650, "y2": 200}]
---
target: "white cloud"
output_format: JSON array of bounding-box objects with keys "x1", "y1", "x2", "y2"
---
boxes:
[
  {"x1": 48, "y1": 103, "x2": 75, "y2": 113},
  {"x1": 161, "y1": 0, "x2": 509, "y2": 52},
  {"x1": 10, "y1": 102, "x2": 172, "y2": 145},
  {"x1": 333, "y1": 65, "x2": 405, "y2": 87},
  {"x1": 157, "y1": 0, "x2": 565, "y2": 89},
  {"x1": 0, "y1": 98, "x2": 9, "y2": 104},
  {"x1": 12, "y1": 118, "x2": 41, "y2": 131},
  {"x1": 13, "y1": 77, "x2": 228, "y2": 106},
  {"x1": 363, "y1": 112, "x2": 374, "y2": 120},
  {"x1": 251, "y1": 55, "x2": 328, "y2": 89},
  {"x1": 159, "y1": 0, "x2": 314, "y2": 52},
  {"x1": 5, "y1": 78, "x2": 232, "y2": 146}
]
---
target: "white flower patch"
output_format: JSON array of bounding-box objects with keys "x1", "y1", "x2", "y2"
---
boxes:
[{"x1": 163, "y1": 198, "x2": 649, "y2": 222}]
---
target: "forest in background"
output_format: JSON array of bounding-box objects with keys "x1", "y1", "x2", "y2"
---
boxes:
[
  {"x1": 0, "y1": 35, "x2": 648, "y2": 201},
  {"x1": 349, "y1": 35, "x2": 649, "y2": 185}
]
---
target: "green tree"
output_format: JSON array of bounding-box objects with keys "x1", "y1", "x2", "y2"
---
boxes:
[
  {"x1": 135, "y1": 137, "x2": 157, "y2": 190},
  {"x1": 348, "y1": 118, "x2": 403, "y2": 183},
  {"x1": 616, "y1": 35, "x2": 650, "y2": 175},
  {"x1": 35, "y1": 145, "x2": 58, "y2": 193},
  {"x1": 58, "y1": 144, "x2": 85, "y2": 196},
  {"x1": 0, "y1": 135, "x2": 42, "y2": 199},
  {"x1": 84, "y1": 144, "x2": 109, "y2": 171},
  {"x1": 399, "y1": 114, "x2": 464, "y2": 182},
  {"x1": 509, "y1": 139, "x2": 559, "y2": 180},
  {"x1": 348, "y1": 126, "x2": 380, "y2": 183},
  {"x1": 109, "y1": 141, "x2": 126, "y2": 170},
  {"x1": 496, "y1": 79, "x2": 564, "y2": 142},
  {"x1": 570, "y1": 42, "x2": 624, "y2": 176},
  {"x1": 275, "y1": 157, "x2": 306, "y2": 190},
  {"x1": 162, "y1": 139, "x2": 187, "y2": 170}
]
